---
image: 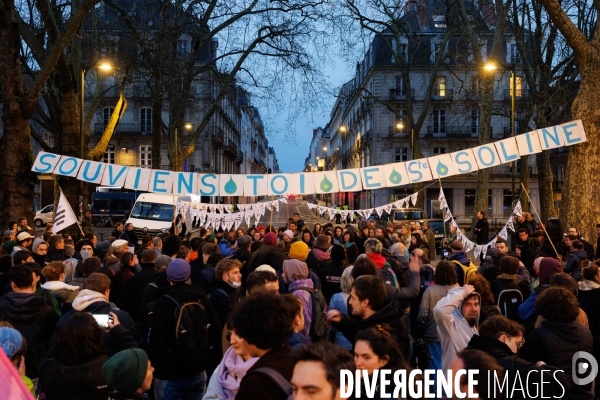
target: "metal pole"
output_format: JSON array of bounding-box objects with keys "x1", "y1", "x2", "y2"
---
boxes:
[
  {"x1": 80, "y1": 68, "x2": 85, "y2": 222},
  {"x1": 174, "y1": 128, "x2": 178, "y2": 171},
  {"x1": 511, "y1": 67, "x2": 516, "y2": 249}
]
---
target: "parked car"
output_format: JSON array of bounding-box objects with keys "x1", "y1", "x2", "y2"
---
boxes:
[
  {"x1": 392, "y1": 208, "x2": 425, "y2": 226},
  {"x1": 34, "y1": 204, "x2": 54, "y2": 227}
]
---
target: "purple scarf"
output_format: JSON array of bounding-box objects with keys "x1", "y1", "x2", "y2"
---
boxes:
[
  {"x1": 312, "y1": 247, "x2": 331, "y2": 261},
  {"x1": 217, "y1": 346, "x2": 258, "y2": 400},
  {"x1": 289, "y1": 278, "x2": 314, "y2": 343}
]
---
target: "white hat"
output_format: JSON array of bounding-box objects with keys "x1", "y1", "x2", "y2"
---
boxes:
[
  {"x1": 283, "y1": 230, "x2": 294, "y2": 239},
  {"x1": 111, "y1": 239, "x2": 128, "y2": 248},
  {"x1": 16, "y1": 232, "x2": 34, "y2": 241},
  {"x1": 255, "y1": 264, "x2": 277, "y2": 275}
]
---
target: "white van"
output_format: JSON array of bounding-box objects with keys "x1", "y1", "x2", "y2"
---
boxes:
[{"x1": 126, "y1": 193, "x2": 196, "y2": 244}]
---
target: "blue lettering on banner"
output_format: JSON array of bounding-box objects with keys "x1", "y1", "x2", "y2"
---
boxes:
[
  {"x1": 362, "y1": 168, "x2": 381, "y2": 188},
  {"x1": 133, "y1": 169, "x2": 142, "y2": 190},
  {"x1": 177, "y1": 173, "x2": 194, "y2": 194},
  {"x1": 455, "y1": 151, "x2": 472, "y2": 173},
  {"x1": 200, "y1": 174, "x2": 217, "y2": 196},
  {"x1": 152, "y1": 171, "x2": 170, "y2": 193},
  {"x1": 106, "y1": 165, "x2": 128, "y2": 186},
  {"x1": 525, "y1": 132, "x2": 534, "y2": 153},
  {"x1": 562, "y1": 123, "x2": 581, "y2": 144},
  {"x1": 407, "y1": 161, "x2": 424, "y2": 182},
  {"x1": 247, "y1": 175, "x2": 264, "y2": 196},
  {"x1": 339, "y1": 171, "x2": 357, "y2": 190},
  {"x1": 299, "y1": 174, "x2": 305, "y2": 193},
  {"x1": 477, "y1": 146, "x2": 496, "y2": 167},
  {"x1": 58, "y1": 158, "x2": 79, "y2": 175},
  {"x1": 34, "y1": 153, "x2": 58, "y2": 172},
  {"x1": 82, "y1": 162, "x2": 103, "y2": 182},
  {"x1": 270, "y1": 175, "x2": 288, "y2": 195},
  {"x1": 499, "y1": 142, "x2": 518, "y2": 161},
  {"x1": 541, "y1": 126, "x2": 561, "y2": 148}
]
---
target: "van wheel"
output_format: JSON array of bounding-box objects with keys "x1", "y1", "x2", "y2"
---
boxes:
[{"x1": 34, "y1": 219, "x2": 43, "y2": 227}]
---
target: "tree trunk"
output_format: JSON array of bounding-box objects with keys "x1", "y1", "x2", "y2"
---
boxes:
[
  {"x1": 151, "y1": 97, "x2": 163, "y2": 169},
  {"x1": 560, "y1": 62, "x2": 600, "y2": 242},
  {"x1": 536, "y1": 150, "x2": 555, "y2": 222},
  {"x1": 0, "y1": 1, "x2": 36, "y2": 224}
]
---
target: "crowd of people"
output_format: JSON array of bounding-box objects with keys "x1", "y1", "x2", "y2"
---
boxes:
[{"x1": 0, "y1": 209, "x2": 598, "y2": 400}]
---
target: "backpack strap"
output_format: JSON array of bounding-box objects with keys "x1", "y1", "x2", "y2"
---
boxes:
[
  {"x1": 248, "y1": 367, "x2": 292, "y2": 397},
  {"x1": 210, "y1": 288, "x2": 232, "y2": 305}
]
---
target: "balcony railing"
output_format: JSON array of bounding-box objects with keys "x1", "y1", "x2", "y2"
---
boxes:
[
  {"x1": 388, "y1": 126, "x2": 409, "y2": 136},
  {"x1": 388, "y1": 88, "x2": 415, "y2": 101},
  {"x1": 426, "y1": 125, "x2": 476, "y2": 137},
  {"x1": 93, "y1": 123, "x2": 152, "y2": 136},
  {"x1": 223, "y1": 137, "x2": 238, "y2": 156},
  {"x1": 431, "y1": 89, "x2": 454, "y2": 101},
  {"x1": 503, "y1": 89, "x2": 530, "y2": 101}
]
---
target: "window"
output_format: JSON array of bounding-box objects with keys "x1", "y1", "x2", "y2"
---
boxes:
[
  {"x1": 392, "y1": 38, "x2": 408, "y2": 63},
  {"x1": 558, "y1": 164, "x2": 565, "y2": 183},
  {"x1": 510, "y1": 76, "x2": 523, "y2": 98},
  {"x1": 139, "y1": 145, "x2": 152, "y2": 168},
  {"x1": 433, "y1": 147, "x2": 446, "y2": 154},
  {"x1": 471, "y1": 109, "x2": 479, "y2": 134},
  {"x1": 177, "y1": 39, "x2": 191, "y2": 55},
  {"x1": 93, "y1": 200, "x2": 108, "y2": 210},
  {"x1": 395, "y1": 147, "x2": 408, "y2": 162},
  {"x1": 510, "y1": 43, "x2": 521, "y2": 64},
  {"x1": 431, "y1": 40, "x2": 444, "y2": 63},
  {"x1": 433, "y1": 110, "x2": 446, "y2": 134},
  {"x1": 434, "y1": 76, "x2": 446, "y2": 97},
  {"x1": 109, "y1": 199, "x2": 132, "y2": 210},
  {"x1": 503, "y1": 189, "x2": 520, "y2": 216},
  {"x1": 103, "y1": 149, "x2": 115, "y2": 164},
  {"x1": 394, "y1": 76, "x2": 405, "y2": 98},
  {"x1": 140, "y1": 107, "x2": 152, "y2": 134},
  {"x1": 103, "y1": 107, "x2": 114, "y2": 125},
  {"x1": 433, "y1": 15, "x2": 447, "y2": 28}
]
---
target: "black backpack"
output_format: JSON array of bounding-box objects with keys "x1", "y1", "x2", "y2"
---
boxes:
[
  {"x1": 497, "y1": 288, "x2": 523, "y2": 321},
  {"x1": 164, "y1": 295, "x2": 210, "y2": 367},
  {"x1": 289, "y1": 287, "x2": 328, "y2": 342},
  {"x1": 246, "y1": 367, "x2": 292, "y2": 399}
]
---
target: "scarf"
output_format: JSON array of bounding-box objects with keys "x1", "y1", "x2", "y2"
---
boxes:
[
  {"x1": 579, "y1": 280, "x2": 600, "y2": 291},
  {"x1": 71, "y1": 289, "x2": 109, "y2": 311},
  {"x1": 312, "y1": 247, "x2": 331, "y2": 261},
  {"x1": 41, "y1": 281, "x2": 79, "y2": 292},
  {"x1": 497, "y1": 273, "x2": 517, "y2": 280},
  {"x1": 345, "y1": 242, "x2": 355, "y2": 248},
  {"x1": 367, "y1": 252, "x2": 387, "y2": 269},
  {"x1": 217, "y1": 346, "x2": 259, "y2": 400}
]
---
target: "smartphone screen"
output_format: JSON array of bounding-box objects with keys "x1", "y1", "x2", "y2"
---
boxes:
[{"x1": 93, "y1": 314, "x2": 109, "y2": 328}]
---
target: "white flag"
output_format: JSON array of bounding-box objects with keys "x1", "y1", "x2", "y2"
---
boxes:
[
  {"x1": 499, "y1": 227, "x2": 508, "y2": 240},
  {"x1": 375, "y1": 206, "x2": 384, "y2": 218},
  {"x1": 473, "y1": 246, "x2": 482, "y2": 259},
  {"x1": 52, "y1": 191, "x2": 78, "y2": 234},
  {"x1": 438, "y1": 189, "x2": 445, "y2": 202},
  {"x1": 514, "y1": 201, "x2": 523, "y2": 217},
  {"x1": 410, "y1": 192, "x2": 418, "y2": 206}
]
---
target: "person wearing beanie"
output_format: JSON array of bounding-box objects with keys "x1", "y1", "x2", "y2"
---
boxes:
[
  {"x1": 306, "y1": 234, "x2": 333, "y2": 274},
  {"x1": 0, "y1": 326, "x2": 35, "y2": 396},
  {"x1": 288, "y1": 241, "x2": 309, "y2": 262},
  {"x1": 283, "y1": 259, "x2": 314, "y2": 343},
  {"x1": 148, "y1": 258, "x2": 222, "y2": 397},
  {"x1": 257, "y1": 225, "x2": 266, "y2": 238},
  {"x1": 282, "y1": 230, "x2": 294, "y2": 253},
  {"x1": 263, "y1": 232, "x2": 278, "y2": 247},
  {"x1": 103, "y1": 348, "x2": 154, "y2": 399},
  {"x1": 518, "y1": 257, "x2": 563, "y2": 321}
]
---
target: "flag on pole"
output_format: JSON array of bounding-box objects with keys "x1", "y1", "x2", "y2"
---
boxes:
[{"x1": 52, "y1": 191, "x2": 79, "y2": 234}]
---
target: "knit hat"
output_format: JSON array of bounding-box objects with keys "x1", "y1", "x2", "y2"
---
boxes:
[
  {"x1": 257, "y1": 225, "x2": 266, "y2": 232},
  {"x1": 32, "y1": 237, "x2": 45, "y2": 254},
  {"x1": 207, "y1": 234, "x2": 216, "y2": 243},
  {"x1": 283, "y1": 259, "x2": 309, "y2": 282},
  {"x1": 0, "y1": 327, "x2": 23, "y2": 359},
  {"x1": 3, "y1": 230, "x2": 13, "y2": 237},
  {"x1": 289, "y1": 241, "x2": 309, "y2": 261},
  {"x1": 283, "y1": 230, "x2": 294, "y2": 240},
  {"x1": 155, "y1": 255, "x2": 172, "y2": 270},
  {"x1": 111, "y1": 239, "x2": 128, "y2": 249},
  {"x1": 96, "y1": 240, "x2": 111, "y2": 258},
  {"x1": 539, "y1": 257, "x2": 563, "y2": 285},
  {"x1": 264, "y1": 232, "x2": 278, "y2": 246},
  {"x1": 166, "y1": 258, "x2": 191, "y2": 282},
  {"x1": 255, "y1": 264, "x2": 277, "y2": 275},
  {"x1": 237, "y1": 235, "x2": 252, "y2": 247},
  {"x1": 314, "y1": 234, "x2": 331, "y2": 250},
  {"x1": 102, "y1": 348, "x2": 149, "y2": 392}
]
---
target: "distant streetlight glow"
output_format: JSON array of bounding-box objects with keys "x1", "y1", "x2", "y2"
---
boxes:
[{"x1": 396, "y1": 122, "x2": 404, "y2": 130}]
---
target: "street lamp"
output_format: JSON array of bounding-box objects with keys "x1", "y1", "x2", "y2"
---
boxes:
[
  {"x1": 323, "y1": 146, "x2": 327, "y2": 171},
  {"x1": 80, "y1": 60, "x2": 113, "y2": 221},
  {"x1": 174, "y1": 122, "x2": 193, "y2": 171},
  {"x1": 395, "y1": 121, "x2": 415, "y2": 159},
  {"x1": 483, "y1": 59, "x2": 516, "y2": 209}
]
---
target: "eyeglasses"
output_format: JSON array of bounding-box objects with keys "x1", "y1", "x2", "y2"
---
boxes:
[{"x1": 517, "y1": 338, "x2": 525, "y2": 350}]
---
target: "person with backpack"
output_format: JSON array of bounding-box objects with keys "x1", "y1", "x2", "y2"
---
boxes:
[
  {"x1": 364, "y1": 238, "x2": 399, "y2": 287},
  {"x1": 148, "y1": 258, "x2": 222, "y2": 400},
  {"x1": 232, "y1": 293, "x2": 295, "y2": 400},
  {"x1": 197, "y1": 243, "x2": 223, "y2": 294},
  {"x1": 447, "y1": 240, "x2": 478, "y2": 286},
  {"x1": 491, "y1": 256, "x2": 530, "y2": 321},
  {"x1": 563, "y1": 239, "x2": 588, "y2": 281},
  {"x1": 284, "y1": 258, "x2": 327, "y2": 343},
  {"x1": 209, "y1": 258, "x2": 244, "y2": 329}
]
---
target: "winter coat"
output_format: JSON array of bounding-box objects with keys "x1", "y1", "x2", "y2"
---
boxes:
[
  {"x1": 491, "y1": 276, "x2": 531, "y2": 305},
  {"x1": 329, "y1": 292, "x2": 352, "y2": 350},
  {"x1": 423, "y1": 227, "x2": 437, "y2": 260},
  {"x1": 111, "y1": 266, "x2": 137, "y2": 311},
  {"x1": 521, "y1": 320, "x2": 594, "y2": 400},
  {"x1": 474, "y1": 218, "x2": 489, "y2": 244},
  {"x1": 317, "y1": 262, "x2": 345, "y2": 303},
  {"x1": 305, "y1": 250, "x2": 332, "y2": 274},
  {"x1": 120, "y1": 230, "x2": 138, "y2": 248},
  {"x1": 0, "y1": 292, "x2": 58, "y2": 378},
  {"x1": 148, "y1": 283, "x2": 222, "y2": 380},
  {"x1": 288, "y1": 279, "x2": 314, "y2": 344},
  {"x1": 125, "y1": 263, "x2": 157, "y2": 321},
  {"x1": 209, "y1": 279, "x2": 243, "y2": 330},
  {"x1": 433, "y1": 287, "x2": 480, "y2": 371},
  {"x1": 448, "y1": 251, "x2": 471, "y2": 286},
  {"x1": 564, "y1": 249, "x2": 587, "y2": 281},
  {"x1": 218, "y1": 239, "x2": 235, "y2": 258},
  {"x1": 418, "y1": 283, "x2": 459, "y2": 343},
  {"x1": 46, "y1": 247, "x2": 65, "y2": 262},
  {"x1": 38, "y1": 324, "x2": 137, "y2": 400},
  {"x1": 41, "y1": 281, "x2": 79, "y2": 304},
  {"x1": 236, "y1": 344, "x2": 293, "y2": 400},
  {"x1": 467, "y1": 334, "x2": 570, "y2": 400}
]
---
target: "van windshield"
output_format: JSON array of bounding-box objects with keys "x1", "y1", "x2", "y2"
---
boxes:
[
  {"x1": 130, "y1": 202, "x2": 174, "y2": 222},
  {"x1": 394, "y1": 210, "x2": 424, "y2": 220}
]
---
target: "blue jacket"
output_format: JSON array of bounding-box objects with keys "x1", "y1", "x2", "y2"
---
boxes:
[{"x1": 218, "y1": 239, "x2": 235, "y2": 258}]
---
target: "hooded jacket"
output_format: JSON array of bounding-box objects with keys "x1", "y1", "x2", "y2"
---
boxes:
[
  {"x1": 0, "y1": 292, "x2": 58, "y2": 377},
  {"x1": 520, "y1": 320, "x2": 593, "y2": 400},
  {"x1": 564, "y1": 249, "x2": 587, "y2": 281},
  {"x1": 433, "y1": 287, "x2": 480, "y2": 371}
]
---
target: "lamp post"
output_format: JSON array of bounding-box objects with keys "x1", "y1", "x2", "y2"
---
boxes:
[
  {"x1": 396, "y1": 122, "x2": 415, "y2": 159},
  {"x1": 80, "y1": 60, "x2": 112, "y2": 221},
  {"x1": 484, "y1": 60, "x2": 516, "y2": 209},
  {"x1": 174, "y1": 122, "x2": 193, "y2": 171}
]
